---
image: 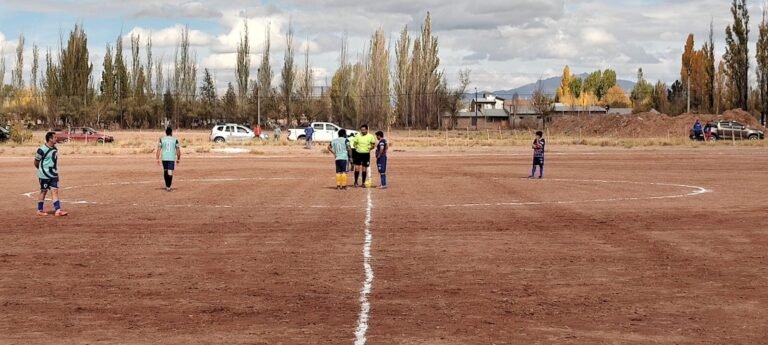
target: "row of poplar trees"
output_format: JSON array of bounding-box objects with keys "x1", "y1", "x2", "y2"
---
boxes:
[
  {"x1": 0, "y1": 13, "x2": 469, "y2": 129},
  {"x1": 670, "y1": 0, "x2": 768, "y2": 119}
]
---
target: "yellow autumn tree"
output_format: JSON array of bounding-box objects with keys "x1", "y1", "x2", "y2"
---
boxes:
[
  {"x1": 604, "y1": 85, "x2": 631, "y2": 108},
  {"x1": 556, "y1": 65, "x2": 573, "y2": 103}
]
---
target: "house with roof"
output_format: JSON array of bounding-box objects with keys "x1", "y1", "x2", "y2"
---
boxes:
[{"x1": 443, "y1": 93, "x2": 547, "y2": 129}]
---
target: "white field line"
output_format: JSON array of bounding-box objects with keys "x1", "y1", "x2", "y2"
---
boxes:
[
  {"x1": 441, "y1": 178, "x2": 711, "y2": 208},
  {"x1": 354, "y1": 188, "x2": 375, "y2": 345},
  {"x1": 19, "y1": 178, "x2": 711, "y2": 209}
]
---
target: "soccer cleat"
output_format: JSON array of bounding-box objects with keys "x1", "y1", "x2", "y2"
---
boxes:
[
  {"x1": 166, "y1": 187, "x2": 172, "y2": 192},
  {"x1": 342, "y1": 186, "x2": 349, "y2": 190},
  {"x1": 377, "y1": 185, "x2": 388, "y2": 189},
  {"x1": 528, "y1": 175, "x2": 535, "y2": 179},
  {"x1": 36, "y1": 210, "x2": 48, "y2": 217},
  {"x1": 353, "y1": 183, "x2": 359, "y2": 188},
  {"x1": 54, "y1": 210, "x2": 68, "y2": 217}
]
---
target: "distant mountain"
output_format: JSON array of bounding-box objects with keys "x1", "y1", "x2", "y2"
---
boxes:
[{"x1": 468, "y1": 73, "x2": 636, "y2": 100}]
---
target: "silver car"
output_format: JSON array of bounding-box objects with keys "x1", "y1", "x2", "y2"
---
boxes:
[{"x1": 210, "y1": 124, "x2": 256, "y2": 143}]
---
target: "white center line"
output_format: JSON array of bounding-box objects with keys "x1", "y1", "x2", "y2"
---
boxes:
[{"x1": 354, "y1": 188, "x2": 375, "y2": 345}]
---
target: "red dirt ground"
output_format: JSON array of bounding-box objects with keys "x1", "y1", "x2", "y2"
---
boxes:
[{"x1": 1, "y1": 146, "x2": 767, "y2": 344}]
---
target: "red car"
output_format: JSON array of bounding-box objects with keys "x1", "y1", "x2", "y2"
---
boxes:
[{"x1": 54, "y1": 127, "x2": 114, "y2": 143}]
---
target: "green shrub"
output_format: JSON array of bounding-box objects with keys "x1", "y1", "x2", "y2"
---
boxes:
[{"x1": 9, "y1": 125, "x2": 33, "y2": 144}]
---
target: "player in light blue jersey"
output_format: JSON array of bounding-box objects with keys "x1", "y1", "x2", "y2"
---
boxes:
[
  {"x1": 156, "y1": 127, "x2": 181, "y2": 191},
  {"x1": 328, "y1": 129, "x2": 352, "y2": 190},
  {"x1": 34, "y1": 131, "x2": 68, "y2": 216}
]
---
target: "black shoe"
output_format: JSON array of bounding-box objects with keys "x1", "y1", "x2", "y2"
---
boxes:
[{"x1": 538, "y1": 176, "x2": 543, "y2": 179}]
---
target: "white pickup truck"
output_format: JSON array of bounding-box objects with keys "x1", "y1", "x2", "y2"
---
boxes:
[{"x1": 287, "y1": 122, "x2": 359, "y2": 141}]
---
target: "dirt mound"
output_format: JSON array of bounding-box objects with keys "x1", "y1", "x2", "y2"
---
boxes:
[{"x1": 549, "y1": 109, "x2": 764, "y2": 138}]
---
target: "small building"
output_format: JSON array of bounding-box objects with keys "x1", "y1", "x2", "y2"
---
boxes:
[
  {"x1": 467, "y1": 94, "x2": 505, "y2": 112},
  {"x1": 444, "y1": 109, "x2": 510, "y2": 130},
  {"x1": 508, "y1": 106, "x2": 544, "y2": 129},
  {"x1": 552, "y1": 103, "x2": 608, "y2": 117}
]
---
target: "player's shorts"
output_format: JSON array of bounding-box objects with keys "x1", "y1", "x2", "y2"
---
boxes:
[
  {"x1": 39, "y1": 177, "x2": 60, "y2": 191},
  {"x1": 353, "y1": 151, "x2": 371, "y2": 167},
  {"x1": 162, "y1": 161, "x2": 176, "y2": 171},
  {"x1": 533, "y1": 156, "x2": 544, "y2": 166},
  {"x1": 335, "y1": 160, "x2": 348, "y2": 173},
  {"x1": 377, "y1": 156, "x2": 387, "y2": 174}
]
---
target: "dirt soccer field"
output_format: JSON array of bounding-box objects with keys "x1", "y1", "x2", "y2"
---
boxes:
[{"x1": 1, "y1": 146, "x2": 767, "y2": 344}]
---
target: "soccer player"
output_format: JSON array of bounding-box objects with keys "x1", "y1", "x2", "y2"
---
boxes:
[
  {"x1": 530, "y1": 130, "x2": 545, "y2": 179},
  {"x1": 156, "y1": 127, "x2": 181, "y2": 191},
  {"x1": 375, "y1": 130, "x2": 389, "y2": 189},
  {"x1": 34, "y1": 131, "x2": 68, "y2": 216},
  {"x1": 328, "y1": 129, "x2": 352, "y2": 190},
  {"x1": 351, "y1": 124, "x2": 376, "y2": 188}
]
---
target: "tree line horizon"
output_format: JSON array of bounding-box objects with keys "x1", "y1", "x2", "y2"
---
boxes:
[{"x1": 0, "y1": 2, "x2": 765, "y2": 130}]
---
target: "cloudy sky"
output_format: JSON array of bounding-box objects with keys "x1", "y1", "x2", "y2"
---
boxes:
[{"x1": 0, "y1": 0, "x2": 760, "y2": 94}]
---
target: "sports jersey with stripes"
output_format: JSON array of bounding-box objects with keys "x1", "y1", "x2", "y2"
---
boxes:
[{"x1": 35, "y1": 144, "x2": 59, "y2": 179}]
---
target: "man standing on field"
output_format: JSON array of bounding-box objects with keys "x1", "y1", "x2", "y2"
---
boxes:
[
  {"x1": 34, "y1": 131, "x2": 68, "y2": 216},
  {"x1": 156, "y1": 127, "x2": 181, "y2": 191},
  {"x1": 351, "y1": 124, "x2": 376, "y2": 188},
  {"x1": 529, "y1": 130, "x2": 545, "y2": 179}
]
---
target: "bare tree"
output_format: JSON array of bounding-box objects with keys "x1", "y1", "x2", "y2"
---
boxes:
[
  {"x1": 31, "y1": 44, "x2": 40, "y2": 95},
  {"x1": 394, "y1": 25, "x2": 411, "y2": 127},
  {"x1": 446, "y1": 69, "x2": 470, "y2": 129},
  {"x1": 0, "y1": 47, "x2": 6, "y2": 100},
  {"x1": 257, "y1": 22, "x2": 274, "y2": 120},
  {"x1": 758, "y1": 4, "x2": 768, "y2": 122},
  {"x1": 12, "y1": 33, "x2": 25, "y2": 90},
  {"x1": 362, "y1": 29, "x2": 391, "y2": 128},
  {"x1": 236, "y1": 16, "x2": 250, "y2": 117},
  {"x1": 280, "y1": 21, "x2": 296, "y2": 125},
  {"x1": 145, "y1": 34, "x2": 154, "y2": 98},
  {"x1": 532, "y1": 79, "x2": 553, "y2": 128}
]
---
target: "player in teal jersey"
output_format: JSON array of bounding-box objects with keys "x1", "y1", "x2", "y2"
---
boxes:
[
  {"x1": 155, "y1": 127, "x2": 181, "y2": 191},
  {"x1": 328, "y1": 129, "x2": 352, "y2": 190},
  {"x1": 34, "y1": 131, "x2": 68, "y2": 216}
]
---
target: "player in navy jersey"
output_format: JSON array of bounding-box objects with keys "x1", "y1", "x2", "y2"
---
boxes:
[
  {"x1": 530, "y1": 130, "x2": 545, "y2": 179},
  {"x1": 375, "y1": 131, "x2": 388, "y2": 189}
]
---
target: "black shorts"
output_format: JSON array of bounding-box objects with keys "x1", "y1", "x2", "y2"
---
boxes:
[
  {"x1": 39, "y1": 177, "x2": 60, "y2": 191},
  {"x1": 533, "y1": 157, "x2": 544, "y2": 166},
  {"x1": 162, "y1": 161, "x2": 176, "y2": 170},
  {"x1": 353, "y1": 151, "x2": 371, "y2": 167},
  {"x1": 335, "y1": 160, "x2": 348, "y2": 173}
]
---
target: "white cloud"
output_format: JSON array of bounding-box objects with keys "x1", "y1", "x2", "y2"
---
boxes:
[
  {"x1": 123, "y1": 25, "x2": 214, "y2": 48},
  {"x1": 133, "y1": 1, "x2": 223, "y2": 19},
  {"x1": 2, "y1": 0, "x2": 766, "y2": 91},
  {"x1": 581, "y1": 28, "x2": 616, "y2": 47}
]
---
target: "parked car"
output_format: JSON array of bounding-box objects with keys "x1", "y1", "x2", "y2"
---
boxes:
[
  {"x1": 210, "y1": 123, "x2": 256, "y2": 143},
  {"x1": 54, "y1": 127, "x2": 114, "y2": 143},
  {"x1": 287, "y1": 122, "x2": 359, "y2": 141},
  {"x1": 690, "y1": 121, "x2": 765, "y2": 141},
  {"x1": 0, "y1": 127, "x2": 9, "y2": 142}
]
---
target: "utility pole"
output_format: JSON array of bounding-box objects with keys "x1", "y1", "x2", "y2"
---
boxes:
[{"x1": 257, "y1": 68, "x2": 261, "y2": 128}]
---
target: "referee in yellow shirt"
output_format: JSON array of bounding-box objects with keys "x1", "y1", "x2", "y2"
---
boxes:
[{"x1": 351, "y1": 124, "x2": 376, "y2": 187}]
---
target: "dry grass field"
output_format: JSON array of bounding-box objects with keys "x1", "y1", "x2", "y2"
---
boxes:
[{"x1": 1, "y1": 132, "x2": 767, "y2": 344}]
